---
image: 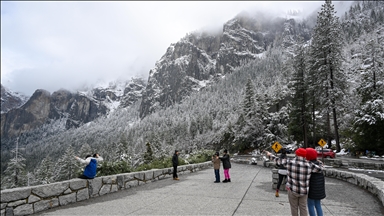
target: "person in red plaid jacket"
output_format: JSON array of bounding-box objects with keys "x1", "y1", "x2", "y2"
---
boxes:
[{"x1": 265, "y1": 148, "x2": 324, "y2": 216}]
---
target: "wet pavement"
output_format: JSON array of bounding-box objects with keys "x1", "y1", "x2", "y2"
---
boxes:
[{"x1": 34, "y1": 163, "x2": 384, "y2": 216}]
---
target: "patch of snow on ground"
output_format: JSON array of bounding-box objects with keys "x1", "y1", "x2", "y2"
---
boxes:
[
  {"x1": 255, "y1": 52, "x2": 265, "y2": 59},
  {"x1": 348, "y1": 168, "x2": 384, "y2": 173}
]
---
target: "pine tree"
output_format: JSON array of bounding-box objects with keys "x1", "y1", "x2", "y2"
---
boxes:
[
  {"x1": 309, "y1": 0, "x2": 347, "y2": 152},
  {"x1": 78, "y1": 143, "x2": 92, "y2": 159},
  {"x1": 234, "y1": 79, "x2": 264, "y2": 152},
  {"x1": 353, "y1": 34, "x2": 384, "y2": 153},
  {"x1": 289, "y1": 42, "x2": 310, "y2": 147},
  {"x1": 54, "y1": 146, "x2": 79, "y2": 181},
  {"x1": 143, "y1": 142, "x2": 154, "y2": 164},
  {"x1": 35, "y1": 156, "x2": 54, "y2": 185},
  {"x1": 1, "y1": 138, "x2": 26, "y2": 189}
]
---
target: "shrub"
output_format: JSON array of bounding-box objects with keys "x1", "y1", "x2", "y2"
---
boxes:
[{"x1": 98, "y1": 161, "x2": 132, "y2": 176}]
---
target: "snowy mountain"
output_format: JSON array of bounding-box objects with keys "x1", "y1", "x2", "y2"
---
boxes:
[
  {"x1": 0, "y1": 78, "x2": 145, "y2": 139},
  {"x1": 77, "y1": 78, "x2": 146, "y2": 113},
  {"x1": 139, "y1": 12, "x2": 313, "y2": 118},
  {"x1": 1, "y1": 84, "x2": 29, "y2": 114}
]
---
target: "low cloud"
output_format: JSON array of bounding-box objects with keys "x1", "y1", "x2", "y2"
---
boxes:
[{"x1": 1, "y1": 1, "x2": 352, "y2": 96}]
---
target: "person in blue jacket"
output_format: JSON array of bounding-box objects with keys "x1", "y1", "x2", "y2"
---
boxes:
[{"x1": 75, "y1": 153, "x2": 103, "y2": 179}]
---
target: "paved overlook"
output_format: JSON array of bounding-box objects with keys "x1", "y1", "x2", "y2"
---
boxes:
[{"x1": 34, "y1": 163, "x2": 384, "y2": 216}]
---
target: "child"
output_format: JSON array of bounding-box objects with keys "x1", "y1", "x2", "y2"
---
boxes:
[
  {"x1": 220, "y1": 149, "x2": 231, "y2": 183},
  {"x1": 212, "y1": 152, "x2": 221, "y2": 183}
]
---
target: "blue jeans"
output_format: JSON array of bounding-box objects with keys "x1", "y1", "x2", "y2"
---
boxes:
[
  {"x1": 214, "y1": 169, "x2": 220, "y2": 182},
  {"x1": 307, "y1": 198, "x2": 323, "y2": 216}
]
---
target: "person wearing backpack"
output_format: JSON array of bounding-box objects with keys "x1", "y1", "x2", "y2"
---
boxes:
[
  {"x1": 265, "y1": 148, "x2": 324, "y2": 216},
  {"x1": 306, "y1": 148, "x2": 326, "y2": 216},
  {"x1": 275, "y1": 148, "x2": 288, "y2": 197},
  {"x1": 75, "y1": 153, "x2": 103, "y2": 179}
]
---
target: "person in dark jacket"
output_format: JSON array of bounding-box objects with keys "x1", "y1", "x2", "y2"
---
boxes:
[
  {"x1": 75, "y1": 153, "x2": 103, "y2": 179},
  {"x1": 275, "y1": 148, "x2": 287, "y2": 197},
  {"x1": 219, "y1": 149, "x2": 231, "y2": 183},
  {"x1": 306, "y1": 148, "x2": 326, "y2": 216},
  {"x1": 172, "y1": 150, "x2": 179, "y2": 180}
]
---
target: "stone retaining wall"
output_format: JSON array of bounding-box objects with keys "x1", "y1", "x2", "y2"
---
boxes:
[
  {"x1": 0, "y1": 162, "x2": 212, "y2": 216},
  {"x1": 324, "y1": 169, "x2": 384, "y2": 206},
  {"x1": 326, "y1": 159, "x2": 384, "y2": 170},
  {"x1": 271, "y1": 168, "x2": 384, "y2": 206}
]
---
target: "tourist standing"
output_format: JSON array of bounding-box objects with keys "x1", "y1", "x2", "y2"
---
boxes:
[
  {"x1": 265, "y1": 148, "x2": 323, "y2": 216},
  {"x1": 275, "y1": 148, "x2": 287, "y2": 197},
  {"x1": 220, "y1": 149, "x2": 231, "y2": 183},
  {"x1": 212, "y1": 152, "x2": 221, "y2": 183},
  {"x1": 306, "y1": 148, "x2": 326, "y2": 216},
  {"x1": 172, "y1": 150, "x2": 179, "y2": 180}
]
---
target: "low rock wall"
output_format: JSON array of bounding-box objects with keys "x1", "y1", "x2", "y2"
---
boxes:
[
  {"x1": 270, "y1": 168, "x2": 384, "y2": 206},
  {"x1": 0, "y1": 162, "x2": 212, "y2": 216},
  {"x1": 326, "y1": 159, "x2": 384, "y2": 170},
  {"x1": 324, "y1": 169, "x2": 384, "y2": 206}
]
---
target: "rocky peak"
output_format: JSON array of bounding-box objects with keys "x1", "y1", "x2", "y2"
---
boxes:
[
  {"x1": 1, "y1": 84, "x2": 28, "y2": 114},
  {"x1": 140, "y1": 13, "x2": 293, "y2": 119}
]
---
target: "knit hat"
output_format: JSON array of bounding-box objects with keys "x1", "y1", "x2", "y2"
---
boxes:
[
  {"x1": 295, "y1": 148, "x2": 307, "y2": 158},
  {"x1": 306, "y1": 148, "x2": 317, "y2": 161}
]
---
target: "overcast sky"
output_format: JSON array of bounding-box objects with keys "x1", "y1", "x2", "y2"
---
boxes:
[{"x1": 1, "y1": 1, "x2": 352, "y2": 96}]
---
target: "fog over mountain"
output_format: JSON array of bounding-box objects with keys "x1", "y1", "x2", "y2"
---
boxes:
[{"x1": 1, "y1": 1, "x2": 353, "y2": 96}]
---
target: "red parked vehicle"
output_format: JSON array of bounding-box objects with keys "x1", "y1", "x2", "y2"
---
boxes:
[{"x1": 317, "y1": 149, "x2": 336, "y2": 158}]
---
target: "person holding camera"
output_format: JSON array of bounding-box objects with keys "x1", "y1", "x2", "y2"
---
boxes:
[
  {"x1": 219, "y1": 149, "x2": 231, "y2": 183},
  {"x1": 212, "y1": 152, "x2": 221, "y2": 183},
  {"x1": 75, "y1": 153, "x2": 103, "y2": 179},
  {"x1": 275, "y1": 148, "x2": 287, "y2": 197}
]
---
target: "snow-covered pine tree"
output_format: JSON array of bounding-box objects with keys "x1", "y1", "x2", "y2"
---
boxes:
[
  {"x1": 34, "y1": 156, "x2": 54, "y2": 185},
  {"x1": 1, "y1": 138, "x2": 26, "y2": 189},
  {"x1": 289, "y1": 41, "x2": 310, "y2": 147},
  {"x1": 54, "y1": 146, "x2": 79, "y2": 181},
  {"x1": 233, "y1": 79, "x2": 262, "y2": 152},
  {"x1": 77, "y1": 143, "x2": 92, "y2": 160},
  {"x1": 353, "y1": 33, "x2": 384, "y2": 152},
  {"x1": 309, "y1": 0, "x2": 347, "y2": 152}
]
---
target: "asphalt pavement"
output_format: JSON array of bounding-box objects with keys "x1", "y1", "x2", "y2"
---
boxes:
[{"x1": 34, "y1": 163, "x2": 384, "y2": 216}]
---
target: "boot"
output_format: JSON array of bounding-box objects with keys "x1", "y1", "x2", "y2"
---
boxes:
[
  {"x1": 275, "y1": 190, "x2": 279, "y2": 197},
  {"x1": 222, "y1": 179, "x2": 228, "y2": 183},
  {"x1": 228, "y1": 178, "x2": 231, "y2": 182}
]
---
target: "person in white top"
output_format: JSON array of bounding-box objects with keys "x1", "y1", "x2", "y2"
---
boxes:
[{"x1": 75, "y1": 153, "x2": 103, "y2": 179}]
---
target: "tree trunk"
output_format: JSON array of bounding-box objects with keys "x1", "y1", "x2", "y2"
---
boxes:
[
  {"x1": 326, "y1": 111, "x2": 332, "y2": 149},
  {"x1": 332, "y1": 107, "x2": 341, "y2": 152},
  {"x1": 302, "y1": 91, "x2": 308, "y2": 148}
]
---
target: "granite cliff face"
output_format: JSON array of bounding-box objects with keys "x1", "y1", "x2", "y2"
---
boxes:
[
  {"x1": 1, "y1": 78, "x2": 145, "y2": 139},
  {"x1": 139, "y1": 14, "x2": 309, "y2": 118},
  {"x1": 1, "y1": 89, "x2": 107, "y2": 139}
]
